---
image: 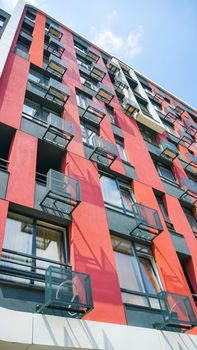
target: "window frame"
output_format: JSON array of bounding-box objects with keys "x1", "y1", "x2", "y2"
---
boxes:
[
  {"x1": 111, "y1": 235, "x2": 162, "y2": 309},
  {"x1": 116, "y1": 139, "x2": 128, "y2": 163},
  {"x1": 157, "y1": 162, "x2": 177, "y2": 184}
]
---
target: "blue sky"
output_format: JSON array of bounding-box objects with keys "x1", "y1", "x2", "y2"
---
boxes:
[{"x1": 1, "y1": 0, "x2": 196, "y2": 108}]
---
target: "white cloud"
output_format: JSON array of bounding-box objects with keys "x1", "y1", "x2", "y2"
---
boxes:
[
  {"x1": 0, "y1": 0, "x2": 38, "y2": 13},
  {"x1": 91, "y1": 25, "x2": 143, "y2": 60}
]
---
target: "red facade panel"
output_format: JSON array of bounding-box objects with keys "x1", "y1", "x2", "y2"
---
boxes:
[{"x1": 29, "y1": 12, "x2": 46, "y2": 67}]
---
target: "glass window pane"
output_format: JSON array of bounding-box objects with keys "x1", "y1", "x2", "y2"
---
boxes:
[
  {"x1": 100, "y1": 176, "x2": 122, "y2": 207},
  {"x1": 122, "y1": 292, "x2": 148, "y2": 306},
  {"x1": 138, "y1": 256, "x2": 160, "y2": 294},
  {"x1": 120, "y1": 188, "x2": 133, "y2": 212},
  {"x1": 1, "y1": 213, "x2": 33, "y2": 277},
  {"x1": 112, "y1": 236, "x2": 145, "y2": 292},
  {"x1": 23, "y1": 99, "x2": 40, "y2": 118},
  {"x1": 36, "y1": 225, "x2": 63, "y2": 272},
  {"x1": 87, "y1": 128, "x2": 96, "y2": 146},
  {"x1": 117, "y1": 143, "x2": 128, "y2": 162},
  {"x1": 158, "y1": 165, "x2": 175, "y2": 182}
]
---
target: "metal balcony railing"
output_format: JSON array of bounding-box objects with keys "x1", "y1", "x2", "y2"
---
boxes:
[
  {"x1": 86, "y1": 47, "x2": 100, "y2": 62},
  {"x1": 130, "y1": 203, "x2": 163, "y2": 241},
  {"x1": 114, "y1": 76, "x2": 128, "y2": 94},
  {"x1": 184, "y1": 119, "x2": 197, "y2": 137},
  {"x1": 47, "y1": 24, "x2": 63, "y2": 40},
  {"x1": 46, "y1": 54, "x2": 67, "y2": 79},
  {"x1": 42, "y1": 114, "x2": 74, "y2": 149},
  {"x1": 122, "y1": 97, "x2": 139, "y2": 117},
  {"x1": 81, "y1": 99, "x2": 106, "y2": 125},
  {"x1": 89, "y1": 135, "x2": 118, "y2": 167},
  {"x1": 107, "y1": 59, "x2": 120, "y2": 75},
  {"x1": 45, "y1": 78, "x2": 70, "y2": 107},
  {"x1": 95, "y1": 82, "x2": 114, "y2": 104},
  {"x1": 46, "y1": 37, "x2": 65, "y2": 58},
  {"x1": 177, "y1": 130, "x2": 194, "y2": 148},
  {"x1": 40, "y1": 169, "x2": 81, "y2": 215},
  {"x1": 159, "y1": 139, "x2": 179, "y2": 161},
  {"x1": 164, "y1": 106, "x2": 178, "y2": 124},
  {"x1": 155, "y1": 292, "x2": 197, "y2": 331},
  {"x1": 0, "y1": 158, "x2": 9, "y2": 171},
  {"x1": 185, "y1": 152, "x2": 197, "y2": 172},
  {"x1": 174, "y1": 105, "x2": 185, "y2": 116},
  {"x1": 180, "y1": 178, "x2": 197, "y2": 204},
  {"x1": 0, "y1": 250, "x2": 93, "y2": 318},
  {"x1": 90, "y1": 62, "x2": 106, "y2": 81}
]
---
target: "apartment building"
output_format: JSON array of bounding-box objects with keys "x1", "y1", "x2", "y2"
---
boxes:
[{"x1": 0, "y1": 1, "x2": 196, "y2": 349}]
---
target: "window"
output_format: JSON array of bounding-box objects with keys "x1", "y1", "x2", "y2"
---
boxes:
[
  {"x1": 28, "y1": 68, "x2": 49, "y2": 87},
  {"x1": 99, "y1": 174, "x2": 135, "y2": 214},
  {"x1": 80, "y1": 123, "x2": 98, "y2": 146},
  {"x1": 157, "y1": 163, "x2": 176, "y2": 183},
  {"x1": 80, "y1": 75, "x2": 97, "y2": 91},
  {"x1": 0, "y1": 212, "x2": 67, "y2": 283},
  {"x1": 106, "y1": 106, "x2": 116, "y2": 124},
  {"x1": 25, "y1": 9, "x2": 36, "y2": 22},
  {"x1": 76, "y1": 91, "x2": 88, "y2": 109},
  {"x1": 16, "y1": 41, "x2": 30, "y2": 53},
  {"x1": 77, "y1": 57, "x2": 89, "y2": 69},
  {"x1": 0, "y1": 15, "x2": 5, "y2": 28},
  {"x1": 74, "y1": 41, "x2": 86, "y2": 53},
  {"x1": 162, "y1": 121, "x2": 177, "y2": 136},
  {"x1": 112, "y1": 236, "x2": 161, "y2": 308},
  {"x1": 183, "y1": 207, "x2": 197, "y2": 235},
  {"x1": 116, "y1": 140, "x2": 128, "y2": 162},
  {"x1": 139, "y1": 124, "x2": 157, "y2": 145},
  {"x1": 23, "y1": 98, "x2": 59, "y2": 122},
  {"x1": 156, "y1": 196, "x2": 171, "y2": 224}
]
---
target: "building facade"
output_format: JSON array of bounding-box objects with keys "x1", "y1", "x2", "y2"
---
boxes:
[{"x1": 0, "y1": 1, "x2": 196, "y2": 349}]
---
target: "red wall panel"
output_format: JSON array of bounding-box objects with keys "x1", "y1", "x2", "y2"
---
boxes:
[
  {"x1": 62, "y1": 151, "x2": 126, "y2": 324},
  {"x1": 0, "y1": 53, "x2": 29, "y2": 129},
  {"x1": 0, "y1": 200, "x2": 9, "y2": 254},
  {"x1": 6, "y1": 131, "x2": 37, "y2": 207},
  {"x1": 29, "y1": 12, "x2": 46, "y2": 68}
]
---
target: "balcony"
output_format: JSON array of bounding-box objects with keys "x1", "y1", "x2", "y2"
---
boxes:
[
  {"x1": 180, "y1": 178, "x2": 197, "y2": 204},
  {"x1": 184, "y1": 119, "x2": 197, "y2": 137},
  {"x1": 45, "y1": 78, "x2": 70, "y2": 107},
  {"x1": 185, "y1": 152, "x2": 197, "y2": 173},
  {"x1": 155, "y1": 292, "x2": 197, "y2": 331},
  {"x1": 89, "y1": 135, "x2": 118, "y2": 167},
  {"x1": 47, "y1": 24, "x2": 63, "y2": 40},
  {"x1": 0, "y1": 158, "x2": 9, "y2": 199},
  {"x1": 154, "y1": 91, "x2": 166, "y2": 103},
  {"x1": 23, "y1": 16, "x2": 35, "y2": 30},
  {"x1": 164, "y1": 106, "x2": 178, "y2": 125},
  {"x1": 19, "y1": 30, "x2": 32, "y2": 44},
  {"x1": 46, "y1": 54, "x2": 67, "y2": 79},
  {"x1": 107, "y1": 59, "x2": 120, "y2": 75},
  {"x1": 174, "y1": 105, "x2": 185, "y2": 116},
  {"x1": 90, "y1": 63, "x2": 106, "y2": 81},
  {"x1": 80, "y1": 99, "x2": 106, "y2": 125},
  {"x1": 126, "y1": 76, "x2": 138, "y2": 89},
  {"x1": 122, "y1": 97, "x2": 139, "y2": 117},
  {"x1": 36, "y1": 265, "x2": 93, "y2": 317},
  {"x1": 129, "y1": 203, "x2": 163, "y2": 241},
  {"x1": 0, "y1": 251, "x2": 93, "y2": 318},
  {"x1": 86, "y1": 47, "x2": 100, "y2": 62},
  {"x1": 159, "y1": 139, "x2": 179, "y2": 162},
  {"x1": 95, "y1": 83, "x2": 114, "y2": 104},
  {"x1": 46, "y1": 37, "x2": 65, "y2": 58},
  {"x1": 40, "y1": 169, "x2": 81, "y2": 216},
  {"x1": 114, "y1": 76, "x2": 129, "y2": 94},
  {"x1": 177, "y1": 130, "x2": 194, "y2": 148},
  {"x1": 42, "y1": 114, "x2": 74, "y2": 149}
]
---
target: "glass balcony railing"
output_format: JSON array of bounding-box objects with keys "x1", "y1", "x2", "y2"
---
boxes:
[
  {"x1": 107, "y1": 59, "x2": 120, "y2": 75},
  {"x1": 130, "y1": 203, "x2": 163, "y2": 241},
  {"x1": 46, "y1": 54, "x2": 67, "y2": 79},
  {"x1": 155, "y1": 292, "x2": 197, "y2": 331},
  {"x1": 114, "y1": 76, "x2": 129, "y2": 94},
  {"x1": 89, "y1": 135, "x2": 118, "y2": 167},
  {"x1": 95, "y1": 82, "x2": 114, "y2": 104},
  {"x1": 45, "y1": 78, "x2": 70, "y2": 107},
  {"x1": 180, "y1": 178, "x2": 197, "y2": 204},
  {"x1": 45, "y1": 37, "x2": 65, "y2": 58},
  {"x1": 177, "y1": 130, "x2": 194, "y2": 148},
  {"x1": 159, "y1": 139, "x2": 179, "y2": 161},
  {"x1": 40, "y1": 169, "x2": 81, "y2": 215},
  {"x1": 0, "y1": 251, "x2": 93, "y2": 318},
  {"x1": 80, "y1": 99, "x2": 106, "y2": 125},
  {"x1": 164, "y1": 106, "x2": 178, "y2": 124},
  {"x1": 90, "y1": 62, "x2": 106, "y2": 81},
  {"x1": 42, "y1": 114, "x2": 74, "y2": 149},
  {"x1": 86, "y1": 47, "x2": 100, "y2": 62},
  {"x1": 184, "y1": 119, "x2": 197, "y2": 137},
  {"x1": 174, "y1": 105, "x2": 185, "y2": 116},
  {"x1": 122, "y1": 97, "x2": 139, "y2": 116},
  {"x1": 185, "y1": 152, "x2": 197, "y2": 172},
  {"x1": 47, "y1": 24, "x2": 63, "y2": 40}
]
